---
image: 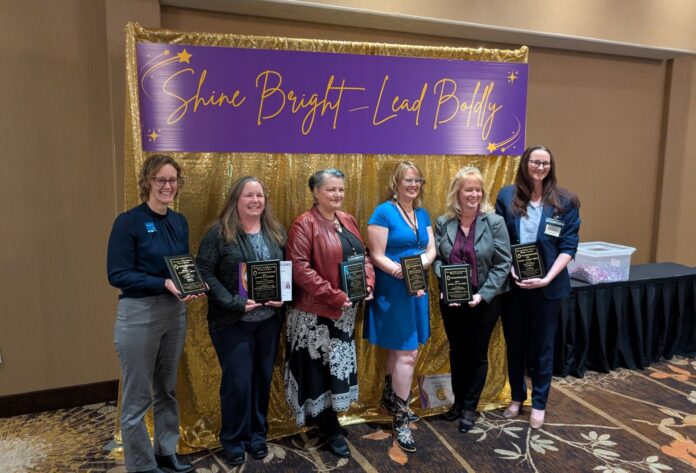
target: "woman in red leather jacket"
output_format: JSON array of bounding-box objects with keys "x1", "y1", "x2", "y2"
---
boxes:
[{"x1": 284, "y1": 168, "x2": 375, "y2": 459}]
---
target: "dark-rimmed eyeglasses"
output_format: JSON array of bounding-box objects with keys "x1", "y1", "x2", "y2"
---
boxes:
[
  {"x1": 402, "y1": 178, "x2": 425, "y2": 185},
  {"x1": 151, "y1": 177, "x2": 184, "y2": 187},
  {"x1": 529, "y1": 160, "x2": 551, "y2": 169}
]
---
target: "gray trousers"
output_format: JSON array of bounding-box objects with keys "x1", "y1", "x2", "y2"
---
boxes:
[{"x1": 114, "y1": 294, "x2": 187, "y2": 472}]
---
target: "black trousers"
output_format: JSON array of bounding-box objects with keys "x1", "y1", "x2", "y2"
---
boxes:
[
  {"x1": 501, "y1": 287, "x2": 561, "y2": 410},
  {"x1": 440, "y1": 297, "x2": 500, "y2": 411},
  {"x1": 210, "y1": 315, "x2": 282, "y2": 456}
]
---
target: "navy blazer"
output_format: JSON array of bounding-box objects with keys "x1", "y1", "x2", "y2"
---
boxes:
[{"x1": 495, "y1": 185, "x2": 580, "y2": 300}]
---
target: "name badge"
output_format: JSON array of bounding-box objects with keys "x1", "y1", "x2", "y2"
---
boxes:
[
  {"x1": 145, "y1": 221, "x2": 157, "y2": 233},
  {"x1": 544, "y1": 218, "x2": 563, "y2": 238}
]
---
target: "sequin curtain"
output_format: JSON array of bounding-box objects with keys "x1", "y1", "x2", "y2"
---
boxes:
[{"x1": 121, "y1": 23, "x2": 527, "y2": 453}]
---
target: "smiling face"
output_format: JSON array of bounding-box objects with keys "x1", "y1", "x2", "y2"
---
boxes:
[
  {"x1": 147, "y1": 164, "x2": 179, "y2": 210},
  {"x1": 458, "y1": 176, "x2": 483, "y2": 213},
  {"x1": 397, "y1": 167, "x2": 423, "y2": 204},
  {"x1": 527, "y1": 149, "x2": 552, "y2": 186},
  {"x1": 314, "y1": 176, "x2": 345, "y2": 215},
  {"x1": 236, "y1": 180, "x2": 265, "y2": 222}
]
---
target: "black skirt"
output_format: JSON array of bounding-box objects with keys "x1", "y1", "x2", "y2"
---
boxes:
[{"x1": 284, "y1": 306, "x2": 359, "y2": 426}]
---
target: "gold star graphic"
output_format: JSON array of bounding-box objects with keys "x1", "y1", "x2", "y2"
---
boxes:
[
  {"x1": 176, "y1": 49, "x2": 192, "y2": 63},
  {"x1": 507, "y1": 71, "x2": 518, "y2": 84},
  {"x1": 163, "y1": 49, "x2": 170, "y2": 56},
  {"x1": 487, "y1": 142, "x2": 498, "y2": 153},
  {"x1": 148, "y1": 130, "x2": 159, "y2": 142}
]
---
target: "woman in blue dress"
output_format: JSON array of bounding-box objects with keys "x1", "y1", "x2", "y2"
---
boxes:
[{"x1": 365, "y1": 161, "x2": 436, "y2": 453}]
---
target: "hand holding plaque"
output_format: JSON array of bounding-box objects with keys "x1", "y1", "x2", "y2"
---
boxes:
[
  {"x1": 400, "y1": 255, "x2": 427, "y2": 295},
  {"x1": 339, "y1": 256, "x2": 368, "y2": 302},
  {"x1": 440, "y1": 264, "x2": 472, "y2": 303},
  {"x1": 511, "y1": 243, "x2": 545, "y2": 281},
  {"x1": 164, "y1": 254, "x2": 207, "y2": 297}
]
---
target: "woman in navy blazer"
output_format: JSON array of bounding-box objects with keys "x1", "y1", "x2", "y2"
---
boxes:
[
  {"x1": 495, "y1": 145, "x2": 580, "y2": 429},
  {"x1": 434, "y1": 166, "x2": 511, "y2": 433}
]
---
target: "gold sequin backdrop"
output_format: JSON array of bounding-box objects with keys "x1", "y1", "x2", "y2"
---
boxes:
[{"x1": 122, "y1": 23, "x2": 526, "y2": 453}]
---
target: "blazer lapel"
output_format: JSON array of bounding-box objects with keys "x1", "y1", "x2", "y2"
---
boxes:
[
  {"x1": 474, "y1": 214, "x2": 486, "y2": 244},
  {"x1": 446, "y1": 218, "x2": 458, "y2": 245},
  {"x1": 536, "y1": 203, "x2": 553, "y2": 241}
]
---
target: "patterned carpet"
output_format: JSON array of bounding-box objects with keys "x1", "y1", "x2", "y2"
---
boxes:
[{"x1": 2, "y1": 357, "x2": 695, "y2": 472}]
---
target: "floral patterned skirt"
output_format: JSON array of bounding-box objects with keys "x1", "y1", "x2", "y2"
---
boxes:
[{"x1": 284, "y1": 306, "x2": 359, "y2": 426}]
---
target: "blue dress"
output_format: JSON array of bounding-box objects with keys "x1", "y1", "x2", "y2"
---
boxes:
[{"x1": 364, "y1": 201, "x2": 431, "y2": 350}]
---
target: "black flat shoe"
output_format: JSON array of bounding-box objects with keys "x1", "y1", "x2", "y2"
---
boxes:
[
  {"x1": 250, "y1": 443, "x2": 269, "y2": 460},
  {"x1": 227, "y1": 451, "x2": 246, "y2": 466},
  {"x1": 458, "y1": 410, "x2": 476, "y2": 433},
  {"x1": 444, "y1": 404, "x2": 462, "y2": 421},
  {"x1": 324, "y1": 434, "x2": 351, "y2": 458},
  {"x1": 155, "y1": 454, "x2": 193, "y2": 473}
]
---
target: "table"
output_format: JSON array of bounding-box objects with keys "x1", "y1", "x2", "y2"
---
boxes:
[{"x1": 555, "y1": 262, "x2": 696, "y2": 377}]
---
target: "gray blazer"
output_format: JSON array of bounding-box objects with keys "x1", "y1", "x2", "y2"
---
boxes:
[{"x1": 433, "y1": 212, "x2": 512, "y2": 303}]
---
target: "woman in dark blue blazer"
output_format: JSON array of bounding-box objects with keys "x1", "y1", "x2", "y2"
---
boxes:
[{"x1": 495, "y1": 145, "x2": 580, "y2": 429}]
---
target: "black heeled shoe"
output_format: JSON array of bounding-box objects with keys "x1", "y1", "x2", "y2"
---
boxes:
[
  {"x1": 250, "y1": 442, "x2": 269, "y2": 460},
  {"x1": 444, "y1": 403, "x2": 462, "y2": 421},
  {"x1": 155, "y1": 454, "x2": 193, "y2": 473},
  {"x1": 226, "y1": 451, "x2": 245, "y2": 466},
  {"x1": 324, "y1": 434, "x2": 351, "y2": 458},
  {"x1": 458, "y1": 410, "x2": 476, "y2": 433}
]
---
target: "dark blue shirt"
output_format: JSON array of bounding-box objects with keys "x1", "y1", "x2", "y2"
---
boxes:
[{"x1": 107, "y1": 202, "x2": 189, "y2": 299}]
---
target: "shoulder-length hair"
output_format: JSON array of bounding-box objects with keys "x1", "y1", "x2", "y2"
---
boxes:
[
  {"x1": 386, "y1": 160, "x2": 426, "y2": 207},
  {"x1": 137, "y1": 154, "x2": 183, "y2": 202},
  {"x1": 444, "y1": 166, "x2": 492, "y2": 218},
  {"x1": 512, "y1": 145, "x2": 580, "y2": 216},
  {"x1": 218, "y1": 176, "x2": 286, "y2": 245}
]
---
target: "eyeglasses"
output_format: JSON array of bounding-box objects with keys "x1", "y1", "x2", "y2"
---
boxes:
[
  {"x1": 402, "y1": 178, "x2": 425, "y2": 185},
  {"x1": 529, "y1": 160, "x2": 551, "y2": 169},
  {"x1": 151, "y1": 177, "x2": 184, "y2": 187}
]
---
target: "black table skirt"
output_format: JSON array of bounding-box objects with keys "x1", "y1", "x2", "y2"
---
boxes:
[{"x1": 555, "y1": 262, "x2": 696, "y2": 377}]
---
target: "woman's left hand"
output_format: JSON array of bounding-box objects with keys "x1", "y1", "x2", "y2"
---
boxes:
[
  {"x1": 264, "y1": 300, "x2": 284, "y2": 308},
  {"x1": 468, "y1": 294, "x2": 482, "y2": 307},
  {"x1": 515, "y1": 277, "x2": 549, "y2": 289},
  {"x1": 415, "y1": 289, "x2": 426, "y2": 297},
  {"x1": 365, "y1": 287, "x2": 374, "y2": 302}
]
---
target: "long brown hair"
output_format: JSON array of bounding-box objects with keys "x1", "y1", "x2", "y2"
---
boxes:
[
  {"x1": 218, "y1": 176, "x2": 286, "y2": 245},
  {"x1": 512, "y1": 145, "x2": 580, "y2": 216}
]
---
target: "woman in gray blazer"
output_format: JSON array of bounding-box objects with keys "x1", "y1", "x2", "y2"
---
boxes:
[{"x1": 433, "y1": 166, "x2": 512, "y2": 433}]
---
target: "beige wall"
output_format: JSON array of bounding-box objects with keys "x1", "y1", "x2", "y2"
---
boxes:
[
  {"x1": 1, "y1": 1, "x2": 693, "y2": 396},
  {"x1": 0, "y1": 0, "x2": 159, "y2": 397}
]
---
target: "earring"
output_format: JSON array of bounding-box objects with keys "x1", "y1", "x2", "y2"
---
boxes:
[{"x1": 393, "y1": 193, "x2": 398, "y2": 200}]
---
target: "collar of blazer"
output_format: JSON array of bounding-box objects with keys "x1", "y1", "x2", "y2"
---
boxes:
[{"x1": 446, "y1": 213, "x2": 489, "y2": 245}]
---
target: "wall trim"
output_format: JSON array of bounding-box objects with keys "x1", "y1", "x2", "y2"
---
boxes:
[
  {"x1": 0, "y1": 380, "x2": 119, "y2": 418},
  {"x1": 161, "y1": 0, "x2": 695, "y2": 60}
]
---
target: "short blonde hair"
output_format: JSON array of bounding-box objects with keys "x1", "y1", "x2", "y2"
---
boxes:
[
  {"x1": 444, "y1": 166, "x2": 492, "y2": 218},
  {"x1": 386, "y1": 161, "x2": 425, "y2": 207}
]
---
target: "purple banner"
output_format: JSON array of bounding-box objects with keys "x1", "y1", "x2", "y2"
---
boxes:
[{"x1": 137, "y1": 42, "x2": 527, "y2": 155}]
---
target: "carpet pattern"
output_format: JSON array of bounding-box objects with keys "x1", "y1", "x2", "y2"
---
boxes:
[{"x1": 1, "y1": 357, "x2": 695, "y2": 472}]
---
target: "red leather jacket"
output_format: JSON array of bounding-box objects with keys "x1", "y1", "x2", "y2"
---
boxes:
[{"x1": 286, "y1": 206, "x2": 375, "y2": 320}]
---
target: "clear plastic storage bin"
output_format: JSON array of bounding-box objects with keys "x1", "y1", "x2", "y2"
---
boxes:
[{"x1": 568, "y1": 241, "x2": 636, "y2": 284}]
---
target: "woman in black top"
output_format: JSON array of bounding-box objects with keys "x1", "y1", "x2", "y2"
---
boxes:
[
  {"x1": 108, "y1": 154, "x2": 202, "y2": 473},
  {"x1": 197, "y1": 176, "x2": 286, "y2": 467}
]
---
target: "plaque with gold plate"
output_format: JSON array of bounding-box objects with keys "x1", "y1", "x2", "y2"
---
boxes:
[
  {"x1": 400, "y1": 254, "x2": 427, "y2": 295},
  {"x1": 339, "y1": 256, "x2": 368, "y2": 302},
  {"x1": 440, "y1": 264, "x2": 473, "y2": 303},
  {"x1": 247, "y1": 259, "x2": 281, "y2": 303},
  {"x1": 164, "y1": 254, "x2": 207, "y2": 297},
  {"x1": 511, "y1": 243, "x2": 545, "y2": 281}
]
